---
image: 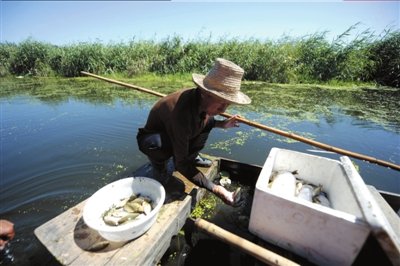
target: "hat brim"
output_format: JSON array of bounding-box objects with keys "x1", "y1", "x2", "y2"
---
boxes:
[{"x1": 192, "y1": 73, "x2": 251, "y2": 105}]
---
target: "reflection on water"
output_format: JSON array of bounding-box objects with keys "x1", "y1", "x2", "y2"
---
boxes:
[
  {"x1": 0, "y1": 243, "x2": 15, "y2": 264},
  {"x1": 240, "y1": 82, "x2": 400, "y2": 133},
  {"x1": 0, "y1": 77, "x2": 399, "y2": 264}
]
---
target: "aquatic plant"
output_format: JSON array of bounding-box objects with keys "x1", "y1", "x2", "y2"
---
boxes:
[
  {"x1": 1, "y1": 24, "x2": 398, "y2": 87},
  {"x1": 369, "y1": 31, "x2": 400, "y2": 87},
  {"x1": 190, "y1": 193, "x2": 218, "y2": 219}
]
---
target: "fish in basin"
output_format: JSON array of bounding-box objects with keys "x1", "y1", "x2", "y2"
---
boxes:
[{"x1": 103, "y1": 194, "x2": 154, "y2": 226}]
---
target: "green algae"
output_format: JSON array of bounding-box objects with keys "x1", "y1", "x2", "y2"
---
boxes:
[
  {"x1": 190, "y1": 192, "x2": 218, "y2": 219},
  {"x1": 1, "y1": 75, "x2": 399, "y2": 155}
]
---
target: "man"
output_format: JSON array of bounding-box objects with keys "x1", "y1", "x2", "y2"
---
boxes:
[{"x1": 137, "y1": 58, "x2": 251, "y2": 206}]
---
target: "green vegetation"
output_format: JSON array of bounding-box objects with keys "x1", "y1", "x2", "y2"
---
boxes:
[
  {"x1": 1, "y1": 75, "x2": 398, "y2": 134},
  {"x1": 190, "y1": 192, "x2": 218, "y2": 219},
  {"x1": 1, "y1": 74, "x2": 399, "y2": 155},
  {"x1": 210, "y1": 130, "x2": 252, "y2": 152},
  {"x1": 0, "y1": 24, "x2": 399, "y2": 87}
]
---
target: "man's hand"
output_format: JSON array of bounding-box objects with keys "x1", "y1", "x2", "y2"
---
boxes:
[
  {"x1": 0, "y1": 220, "x2": 15, "y2": 250},
  {"x1": 220, "y1": 114, "x2": 242, "y2": 129}
]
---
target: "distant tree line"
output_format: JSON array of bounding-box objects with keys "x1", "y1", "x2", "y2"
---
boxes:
[{"x1": 0, "y1": 25, "x2": 399, "y2": 87}]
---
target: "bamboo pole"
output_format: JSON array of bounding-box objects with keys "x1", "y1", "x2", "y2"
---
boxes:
[
  {"x1": 80, "y1": 71, "x2": 400, "y2": 172},
  {"x1": 81, "y1": 71, "x2": 166, "y2": 98},
  {"x1": 220, "y1": 113, "x2": 400, "y2": 171},
  {"x1": 193, "y1": 218, "x2": 300, "y2": 266}
]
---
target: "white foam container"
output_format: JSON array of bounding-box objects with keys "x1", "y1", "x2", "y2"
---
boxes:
[
  {"x1": 83, "y1": 176, "x2": 165, "y2": 242},
  {"x1": 249, "y1": 148, "x2": 371, "y2": 265}
]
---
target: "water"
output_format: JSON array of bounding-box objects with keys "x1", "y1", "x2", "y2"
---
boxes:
[{"x1": 1, "y1": 78, "x2": 399, "y2": 265}]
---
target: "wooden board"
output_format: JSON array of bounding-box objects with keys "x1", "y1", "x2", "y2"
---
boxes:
[
  {"x1": 34, "y1": 158, "x2": 219, "y2": 265},
  {"x1": 34, "y1": 197, "x2": 192, "y2": 265}
]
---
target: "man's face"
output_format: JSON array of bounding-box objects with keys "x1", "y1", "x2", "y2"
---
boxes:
[{"x1": 204, "y1": 94, "x2": 230, "y2": 116}]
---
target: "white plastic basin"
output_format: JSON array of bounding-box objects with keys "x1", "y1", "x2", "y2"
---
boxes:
[{"x1": 83, "y1": 176, "x2": 165, "y2": 242}]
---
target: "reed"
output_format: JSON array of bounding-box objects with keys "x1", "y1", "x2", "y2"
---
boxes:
[{"x1": 0, "y1": 25, "x2": 398, "y2": 87}]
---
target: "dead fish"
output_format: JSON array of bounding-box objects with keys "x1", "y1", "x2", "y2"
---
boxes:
[
  {"x1": 140, "y1": 196, "x2": 152, "y2": 203},
  {"x1": 108, "y1": 208, "x2": 127, "y2": 218},
  {"x1": 130, "y1": 197, "x2": 144, "y2": 204},
  {"x1": 219, "y1": 177, "x2": 231, "y2": 187},
  {"x1": 128, "y1": 193, "x2": 138, "y2": 201},
  {"x1": 103, "y1": 214, "x2": 121, "y2": 226},
  {"x1": 313, "y1": 192, "x2": 331, "y2": 208},
  {"x1": 87, "y1": 241, "x2": 110, "y2": 252},
  {"x1": 142, "y1": 201, "x2": 152, "y2": 215},
  {"x1": 269, "y1": 171, "x2": 296, "y2": 197},
  {"x1": 114, "y1": 199, "x2": 127, "y2": 209},
  {"x1": 295, "y1": 180, "x2": 303, "y2": 195},
  {"x1": 297, "y1": 184, "x2": 313, "y2": 202},
  {"x1": 103, "y1": 194, "x2": 154, "y2": 226},
  {"x1": 313, "y1": 184, "x2": 323, "y2": 196},
  {"x1": 124, "y1": 202, "x2": 143, "y2": 213},
  {"x1": 118, "y1": 213, "x2": 140, "y2": 224}
]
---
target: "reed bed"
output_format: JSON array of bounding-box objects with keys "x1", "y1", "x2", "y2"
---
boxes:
[{"x1": 0, "y1": 25, "x2": 398, "y2": 87}]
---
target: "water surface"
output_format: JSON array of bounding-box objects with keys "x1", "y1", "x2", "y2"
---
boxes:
[{"x1": 1, "y1": 77, "x2": 399, "y2": 264}]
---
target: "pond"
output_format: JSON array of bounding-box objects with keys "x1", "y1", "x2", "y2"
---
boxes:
[{"x1": 1, "y1": 76, "x2": 399, "y2": 265}]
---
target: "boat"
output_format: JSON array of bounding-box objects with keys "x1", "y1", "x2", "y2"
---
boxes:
[{"x1": 34, "y1": 148, "x2": 399, "y2": 266}]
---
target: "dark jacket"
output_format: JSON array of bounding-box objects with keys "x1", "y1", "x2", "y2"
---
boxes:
[{"x1": 141, "y1": 87, "x2": 215, "y2": 179}]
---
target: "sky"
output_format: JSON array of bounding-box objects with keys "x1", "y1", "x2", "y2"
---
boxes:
[{"x1": 1, "y1": 1, "x2": 399, "y2": 45}]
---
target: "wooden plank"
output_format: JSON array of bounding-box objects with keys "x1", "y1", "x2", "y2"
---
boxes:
[
  {"x1": 173, "y1": 154, "x2": 219, "y2": 195},
  {"x1": 105, "y1": 197, "x2": 191, "y2": 265},
  {"x1": 34, "y1": 157, "x2": 220, "y2": 265},
  {"x1": 34, "y1": 195, "x2": 192, "y2": 265},
  {"x1": 34, "y1": 201, "x2": 93, "y2": 265},
  {"x1": 174, "y1": 171, "x2": 199, "y2": 195},
  {"x1": 132, "y1": 155, "x2": 218, "y2": 195}
]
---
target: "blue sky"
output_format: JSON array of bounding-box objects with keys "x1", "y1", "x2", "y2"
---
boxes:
[{"x1": 1, "y1": 1, "x2": 399, "y2": 45}]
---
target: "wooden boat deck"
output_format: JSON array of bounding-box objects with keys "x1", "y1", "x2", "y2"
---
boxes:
[
  {"x1": 34, "y1": 155, "x2": 400, "y2": 265},
  {"x1": 34, "y1": 157, "x2": 219, "y2": 266}
]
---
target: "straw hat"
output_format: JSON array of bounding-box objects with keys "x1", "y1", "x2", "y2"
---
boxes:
[{"x1": 192, "y1": 58, "x2": 251, "y2": 105}]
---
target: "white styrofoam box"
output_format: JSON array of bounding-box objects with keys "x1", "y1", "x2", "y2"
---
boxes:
[{"x1": 249, "y1": 148, "x2": 371, "y2": 266}]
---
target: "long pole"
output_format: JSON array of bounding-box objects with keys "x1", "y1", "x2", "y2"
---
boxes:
[
  {"x1": 80, "y1": 71, "x2": 400, "y2": 172},
  {"x1": 193, "y1": 218, "x2": 300, "y2": 266}
]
